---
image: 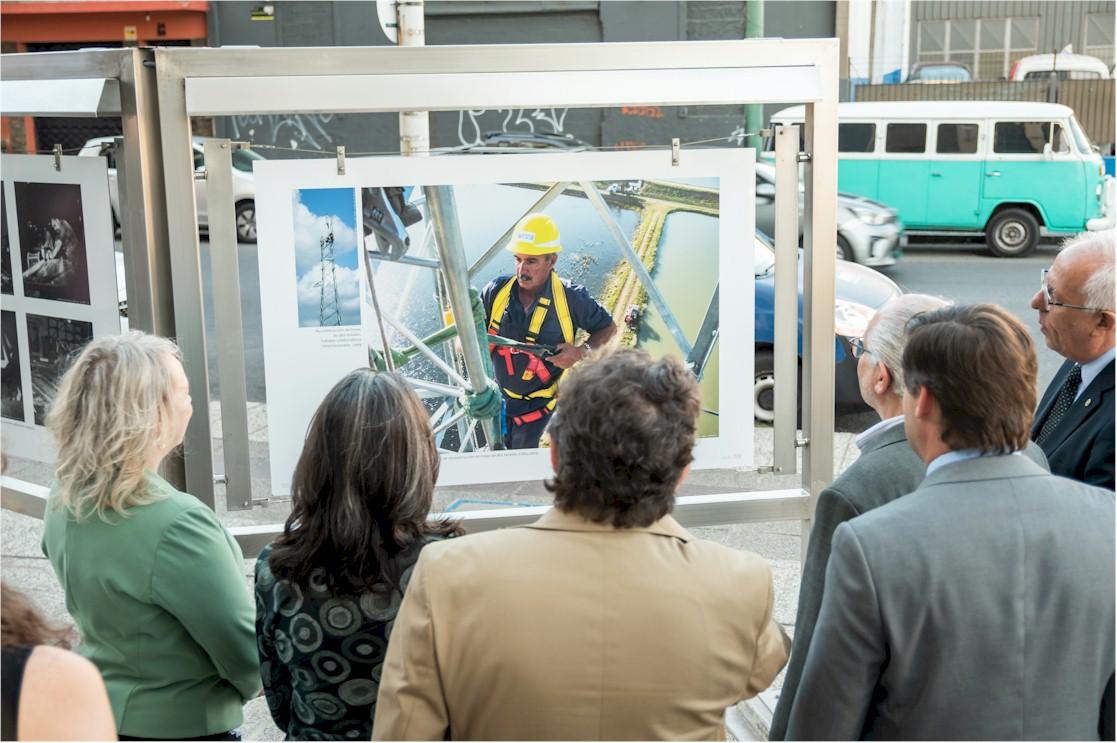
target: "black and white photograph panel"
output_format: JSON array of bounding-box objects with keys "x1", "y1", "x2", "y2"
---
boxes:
[
  {"x1": 1, "y1": 310, "x2": 23, "y2": 421},
  {"x1": 2, "y1": 191, "x2": 12, "y2": 296},
  {"x1": 26, "y1": 313, "x2": 92, "y2": 426},
  {"x1": 14, "y1": 182, "x2": 90, "y2": 305}
]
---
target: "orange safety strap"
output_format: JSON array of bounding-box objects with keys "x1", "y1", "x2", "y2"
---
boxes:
[{"x1": 511, "y1": 398, "x2": 558, "y2": 427}]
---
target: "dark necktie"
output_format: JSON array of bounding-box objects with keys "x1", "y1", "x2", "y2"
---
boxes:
[{"x1": 1036, "y1": 364, "x2": 1082, "y2": 446}]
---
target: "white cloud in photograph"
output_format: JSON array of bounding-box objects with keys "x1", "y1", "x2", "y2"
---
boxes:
[{"x1": 296, "y1": 261, "x2": 361, "y2": 327}]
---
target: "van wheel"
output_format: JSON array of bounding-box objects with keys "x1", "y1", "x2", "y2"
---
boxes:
[
  {"x1": 986, "y1": 208, "x2": 1038, "y2": 257},
  {"x1": 837, "y1": 235, "x2": 853, "y2": 262}
]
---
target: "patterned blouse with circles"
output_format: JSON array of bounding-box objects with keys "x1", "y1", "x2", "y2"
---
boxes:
[{"x1": 254, "y1": 538, "x2": 444, "y2": 741}]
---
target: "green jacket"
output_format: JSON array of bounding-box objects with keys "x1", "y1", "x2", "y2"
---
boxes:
[{"x1": 42, "y1": 472, "x2": 260, "y2": 738}]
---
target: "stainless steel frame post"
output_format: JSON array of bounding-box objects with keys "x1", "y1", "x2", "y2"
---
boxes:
[
  {"x1": 801, "y1": 95, "x2": 840, "y2": 561},
  {"x1": 154, "y1": 51, "x2": 215, "y2": 506},
  {"x1": 202, "y1": 139, "x2": 253, "y2": 511},
  {"x1": 772, "y1": 125, "x2": 801, "y2": 475}
]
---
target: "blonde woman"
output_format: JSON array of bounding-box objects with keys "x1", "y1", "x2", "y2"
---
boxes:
[{"x1": 41, "y1": 332, "x2": 260, "y2": 741}]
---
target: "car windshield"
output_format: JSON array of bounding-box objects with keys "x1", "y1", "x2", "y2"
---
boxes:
[
  {"x1": 232, "y1": 148, "x2": 265, "y2": 172},
  {"x1": 914, "y1": 66, "x2": 970, "y2": 81},
  {"x1": 754, "y1": 235, "x2": 775, "y2": 277},
  {"x1": 1067, "y1": 114, "x2": 1095, "y2": 154}
]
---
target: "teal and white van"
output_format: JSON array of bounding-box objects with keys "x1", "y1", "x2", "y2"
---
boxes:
[{"x1": 768, "y1": 101, "x2": 1114, "y2": 256}]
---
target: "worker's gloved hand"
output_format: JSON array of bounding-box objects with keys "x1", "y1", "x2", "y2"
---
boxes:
[
  {"x1": 547, "y1": 342, "x2": 586, "y2": 370},
  {"x1": 459, "y1": 380, "x2": 503, "y2": 420}
]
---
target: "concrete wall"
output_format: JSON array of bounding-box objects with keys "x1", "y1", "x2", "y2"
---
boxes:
[{"x1": 208, "y1": 1, "x2": 837, "y2": 153}]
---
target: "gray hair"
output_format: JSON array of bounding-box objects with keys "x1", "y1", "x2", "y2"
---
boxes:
[
  {"x1": 867, "y1": 293, "x2": 952, "y2": 396},
  {"x1": 45, "y1": 331, "x2": 182, "y2": 520},
  {"x1": 1061, "y1": 230, "x2": 1115, "y2": 311}
]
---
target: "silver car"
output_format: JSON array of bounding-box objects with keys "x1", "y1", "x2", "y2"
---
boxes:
[
  {"x1": 754, "y1": 161, "x2": 903, "y2": 267},
  {"x1": 78, "y1": 136, "x2": 262, "y2": 243}
]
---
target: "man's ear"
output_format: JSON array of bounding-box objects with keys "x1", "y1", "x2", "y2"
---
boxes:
[
  {"x1": 876, "y1": 361, "x2": 893, "y2": 396},
  {"x1": 913, "y1": 383, "x2": 936, "y2": 421},
  {"x1": 1094, "y1": 310, "x2": 1116, "y2": 335}
]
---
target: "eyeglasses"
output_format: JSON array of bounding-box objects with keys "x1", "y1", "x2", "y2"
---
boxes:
[
  {"x1": 850, "y1": 336, "x2": 870, "y2": 359},
  {"x1": 1039, "y1": 268, "x2": 1106, "y2": 312}
]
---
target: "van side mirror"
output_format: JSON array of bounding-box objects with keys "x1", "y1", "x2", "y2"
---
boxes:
[{"x1": 1042, "y1": 141, "x2": 1054, "y2": 160}]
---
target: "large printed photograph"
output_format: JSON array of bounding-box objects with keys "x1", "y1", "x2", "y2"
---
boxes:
[
  {"x1": 255, "y1": 150, "x2": 753, "y2": 491},
  {"x1": 361, "y1": 178, "x2": 722, "y2": 448}
]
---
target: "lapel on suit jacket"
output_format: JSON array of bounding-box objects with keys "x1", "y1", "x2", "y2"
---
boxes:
[{"x1": 1033, "y1": 358, "x2": 1115, "y2": 447}]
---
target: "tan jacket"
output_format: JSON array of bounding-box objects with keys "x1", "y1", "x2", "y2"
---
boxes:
[{"x1": 373, "y1": 508, "x2": 789, "y2": 741}]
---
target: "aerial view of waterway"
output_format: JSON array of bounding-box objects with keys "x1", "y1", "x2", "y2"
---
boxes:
[{"x1": 635, "y1": 210, "x2": 720, "y2": 437}]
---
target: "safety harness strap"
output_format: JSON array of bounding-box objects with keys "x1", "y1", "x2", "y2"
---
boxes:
[
  {"x1": 511, "y1": 398, "x2": 558, "y2": 426},
  {"x1": 487, "y1": 276, "x2": 518, "y2": 335}
]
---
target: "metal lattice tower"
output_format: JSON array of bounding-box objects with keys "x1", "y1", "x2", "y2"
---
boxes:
[{"x1": 316, "y1": 217, "x2": 342, "y2": 326}]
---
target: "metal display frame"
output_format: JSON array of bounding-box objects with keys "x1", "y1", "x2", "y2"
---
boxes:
[
  {"x1": 2, "y1": 39, "x2": 838, "y2": 560},
  {"x1": 0, "y1": 47, "x2": 184, "y2": 498}
]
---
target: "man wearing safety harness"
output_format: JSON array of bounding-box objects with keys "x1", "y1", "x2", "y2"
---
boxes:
[{"x1": 482, "y1": 213, "x2": 616, "y2": 449}]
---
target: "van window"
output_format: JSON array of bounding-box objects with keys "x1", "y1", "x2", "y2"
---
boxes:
[
  {"x1": 885, "y1": 123, "x2": 927, "y2": 153},
  {"x1": 1023, "y1": 70, "x2": 1103, "y2": 81},
  {"x1": 937, "y1": 123, "x2": 979, "y2": 154},
  {"x1": 993, "y1": 122, "x2": 1069, "y2": 154},
  {"x1": 839, "y1": 123, "x2": 876, "y2": 153}
]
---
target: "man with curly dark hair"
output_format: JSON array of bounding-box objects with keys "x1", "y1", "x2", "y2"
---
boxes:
[{"x1": 374, "y1": 347, "x2": 789, "y2": 741}]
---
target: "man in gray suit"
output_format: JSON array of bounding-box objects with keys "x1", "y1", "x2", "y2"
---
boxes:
[
  {"x1": 769, "y1": 294, "x2": 946, "y2": 740},
  {"x1": 787, "y1": 304, "x2": 1115, "y2": 740},
  {"x1": 771, "y1": 296, "x2": 1050, "y2": 740}
]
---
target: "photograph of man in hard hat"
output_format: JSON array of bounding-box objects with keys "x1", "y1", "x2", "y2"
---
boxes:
[{"x1": 482, "y1": 213, "x2": 617, "y2": 449}]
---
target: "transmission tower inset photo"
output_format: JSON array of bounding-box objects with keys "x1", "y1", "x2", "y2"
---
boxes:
[{"x1": 292, "y1": 187, "x2": 361, "y2": 327}]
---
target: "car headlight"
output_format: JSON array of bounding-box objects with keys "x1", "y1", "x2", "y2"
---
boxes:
[
  {"x1": 852, "y1": 206, "x2": 891, "y2": 226},
  {"x1": 834, "y1": 299, "x2": 876, "y2": 338}
]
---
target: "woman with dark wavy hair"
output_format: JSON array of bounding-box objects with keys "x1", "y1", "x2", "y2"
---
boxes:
[{"x1": 255, "y1": 369, "x2": 461, "y2": 741}]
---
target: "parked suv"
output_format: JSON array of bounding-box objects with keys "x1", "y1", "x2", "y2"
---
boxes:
[
  {"x1": 754, "y1": 162, "x2": 903, "y2": 267},
  {"x1": 78, "y1": 136, "x2": 262, "y2": 243}
]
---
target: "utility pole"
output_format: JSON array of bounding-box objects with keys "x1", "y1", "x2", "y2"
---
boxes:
[
  {"x1": 397, "y1": 0, "x2": 430, "y2": 155},
  {"x1": 744, "y1": 0, "x2": 765, "y2": 150},
  {"x1": 867, "y1": 0, "x2": 878, "y2": 84}
]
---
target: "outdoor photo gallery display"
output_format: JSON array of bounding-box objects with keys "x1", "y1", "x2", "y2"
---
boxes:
[
  {"x1": 0, "y1": 155, "x2": 120, "y2": 463},
  {"x1": 255, "y1": 150, "x2": 754, "y2": 494}
]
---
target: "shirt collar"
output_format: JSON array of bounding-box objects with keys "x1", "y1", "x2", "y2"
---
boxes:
[
  {"x1": 1076, "y1": 347, "x2": 1115, "y2": 401},
  {"x1": 855, "y1": 415, "x2": 904, "y2": 451},
  {"x1": 523, "y1": 506, "x2": 691, "y2": 543},
  {"x1": 926, "y1": 448, "x2": 1024, "y2": 476}
]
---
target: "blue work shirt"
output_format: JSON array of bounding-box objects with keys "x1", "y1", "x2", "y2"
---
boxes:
[{"x1": 481, "y1": 272, "x2": 612, "y2": 416}]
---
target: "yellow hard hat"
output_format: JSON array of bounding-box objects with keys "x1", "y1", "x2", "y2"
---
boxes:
[{"x1": 508, "y1": 213, "x2": 562, "y2": 255}]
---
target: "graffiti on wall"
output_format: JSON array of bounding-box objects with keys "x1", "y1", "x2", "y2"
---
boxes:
[
  {"x1": 456, "y1": 108, "x2": 570, "y2": 146},
  {"x1": 228, "y1": 114, "x2": 339, "y2": 151}
]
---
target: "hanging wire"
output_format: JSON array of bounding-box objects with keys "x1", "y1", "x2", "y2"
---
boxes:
[{"x1": 27, "y1": 131, "x2": 768, "y2": 158}]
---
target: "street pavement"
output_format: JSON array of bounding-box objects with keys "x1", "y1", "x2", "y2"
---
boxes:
[{"x1": 1, "y1": 235, "x2": 1070, "y2": 740}]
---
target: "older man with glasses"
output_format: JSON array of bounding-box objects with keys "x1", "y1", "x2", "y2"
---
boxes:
[{"x1": 1029, "y1": 229, "x2": 1115, "y2": 489}]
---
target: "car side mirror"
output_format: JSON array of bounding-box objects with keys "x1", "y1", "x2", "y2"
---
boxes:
[
  {"x1": 1043, "y1": 141, "x2": 1054, "y2": 160},
  {"x1": 755, "y1": 181, "x2": 776, "y2": 201}
]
